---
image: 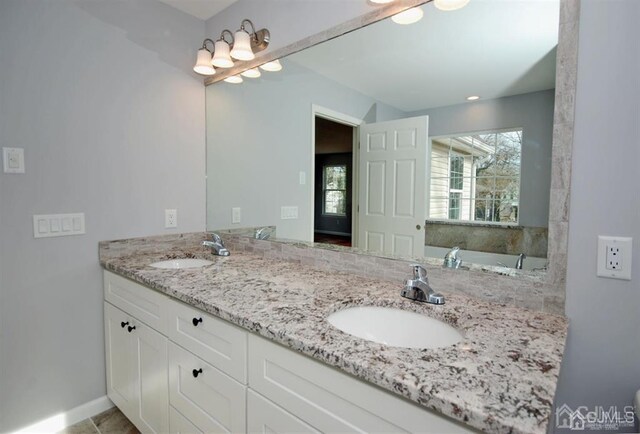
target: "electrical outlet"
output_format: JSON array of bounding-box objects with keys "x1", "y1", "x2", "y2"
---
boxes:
[
  {"x1": 3, "y1": 147, "x2": 25, "y2": 173},
  {"x1": 299, "y1": 171, "x2": 306, "y2": 185},
  {"x1": 232, "y1": 207, "x2": 241, "y2": 224},
  {"x1": 597, "y1": 236, "x2": 632, "y2": 280},
  {"x1": 165, "y1": 209, "x2": 177, "y2": 228}
]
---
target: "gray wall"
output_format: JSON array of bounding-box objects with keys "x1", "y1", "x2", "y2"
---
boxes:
[
  {"x1": 0, "y1": 1, "x2": 206, "y2": 431},
  {"x1": 206, "y1": 60, "x2": 406, "y2": 240},
  {"x1": 206, "y1": 0, "x2": 640, "y2": 431},
  {"x1": 552, "y1": 0, "x2": 640, "y2": 431},
  {"x1": 411, "y1": 90, "x2": 555, "y2": 228}
]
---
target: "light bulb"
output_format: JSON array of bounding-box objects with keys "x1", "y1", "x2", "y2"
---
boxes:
[
  {"x1": 212, "y1": 40, "x2": 234, "y2": 68},
  {"x1": 259, "y1": 59, "x2": 283, "y2": 72},
  {"x1": 391, "y1": 7, "x2": 424, "y2": 25},
  {"x1": 434, "y1": 0, "x2": 471, "y2": 11},
  {"x1": 466, "y1": 95, "x2": 480, "y2": 101},
  {"x1": 193, "y1": 48, "x2": 215, "y2": 75},
  {"x1": 224, "y1": 75, "x2": 243, "y2": 84},
  {"x1": 241, "y1": 68, "x2": 261, "y2": 78},
  {"x1": 230, "y1": 30, "x2": 254, "y2": 61}
]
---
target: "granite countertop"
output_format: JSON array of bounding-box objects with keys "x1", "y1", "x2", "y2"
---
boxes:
[{"x1": 99, "y1": 233, "x2": 568, "y2": 434}]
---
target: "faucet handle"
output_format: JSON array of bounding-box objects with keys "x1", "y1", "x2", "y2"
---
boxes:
[
  {"x1": 210, "y1": 233, "x2": 224, "y2": 244},
  {"x1": 411, "y1": 264, "x2": 428, "y2": 281}
]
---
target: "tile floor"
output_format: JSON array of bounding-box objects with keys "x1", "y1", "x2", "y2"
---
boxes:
[{"x1": 58, "y1": 407, "x2": 139, "y2": 434}]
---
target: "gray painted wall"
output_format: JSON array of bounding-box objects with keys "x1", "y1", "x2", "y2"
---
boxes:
[
  {"x1": 0, "y1": 1, "x2": 206, "y2": 430},
  {"x1": 206, "y1": 60, "x2": 406, "y2": 240},
  {"x1": 552, "y1": 0, "x2": 640, "y2": 431},
  {"x1": 410, "y1": 89, "x2": 555, "y2": 228}
]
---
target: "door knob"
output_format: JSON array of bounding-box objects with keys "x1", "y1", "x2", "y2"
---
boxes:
[
  {"x1": 192, "y1": 317, "x2": 203, "y2": 326},
  {"x1": 120, "y1": 321, "x2": 129, "y2": 328},
  {"x1": 127, "y1": 325, "x2": 136, "y2": 333},
  {"x1": 192, "y1": 368, "x2": 203, "y2": 378},
  {"x1": 416, "y1": 224, "x2": 422, "y2": 230}
]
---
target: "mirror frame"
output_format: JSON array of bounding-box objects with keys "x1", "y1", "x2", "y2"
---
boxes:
[{"x1": 204, "y1": 0, "x2": 580, "y2": 312}]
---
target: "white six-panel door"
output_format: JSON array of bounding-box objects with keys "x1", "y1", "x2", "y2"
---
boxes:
[{"x1": 358, "y1": 116, "x2": 429, "y2": 257}]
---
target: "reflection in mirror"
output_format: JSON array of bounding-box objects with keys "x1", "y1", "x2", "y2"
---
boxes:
[{"x1": 206, "y1": 0, "x2": 560, "y2": 271}]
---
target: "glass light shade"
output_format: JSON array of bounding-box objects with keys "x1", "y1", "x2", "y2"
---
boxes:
[
  {"x1": 391, "y1": 7, "x2": 424, "y2": 24},
  {"x1": 212, "y1": 40, "x2": 234, "y2": 68},
  {"x1": 193, "y1": 48, "x2": 215, "y2": 75},
  {"x1": 224, "y1": 75, "x2": 243, "y2": 84},
  {"x1": 259, "y1": 59, "x2": 282, "y2": 72},
  {"x1": 433, "y1": 0, "x2": 470, "y2": 11},
  {"x1": 240, "y1": 68, "x2": 261, "y2": 78},
  {"x1": 230, "y1": 30, "x2": 255, "y2": 61}
]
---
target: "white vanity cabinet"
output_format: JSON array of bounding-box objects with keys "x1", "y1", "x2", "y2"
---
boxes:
[{"x1": 103, "y1": 270, "x2": 478, "y2": 434}]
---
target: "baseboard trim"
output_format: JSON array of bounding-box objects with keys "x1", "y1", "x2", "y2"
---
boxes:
[{"x1": 11, "y1": 396, "x2": 114, "y2": 433}]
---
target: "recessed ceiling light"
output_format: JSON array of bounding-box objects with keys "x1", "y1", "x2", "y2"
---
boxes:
[
  {"x1": 466, "y1": 95, "x2": 480, "y2": 101},
  {"x1": 391, "y1": 7, "x2": 424, "y2": 25},
  {"x1": 434, "y1": 0, "x2": 471, "y2": 11},
  {"x1": 241, "y1": 68, "x2": 261, "y2": 78},
  {"x1": 224, "y1": 75, "x2": 243, "y2": 84}
]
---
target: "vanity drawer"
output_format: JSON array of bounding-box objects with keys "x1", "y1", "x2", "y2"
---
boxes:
[
  {"x1": 104, "y1": 271, "x2": 169, "y2": 334},
  {"x1": 168, "y1": 342, "x2": 246, "y2": 434},
  {"x1": 247, "y1": 389, "x2": 319, "y2": 434},
  {"x1": 248, "y1": 334, "x2": 476, "y2": 434},
  {"x1": 167, "y1": 298, "x2": 247, "y2": 383}
]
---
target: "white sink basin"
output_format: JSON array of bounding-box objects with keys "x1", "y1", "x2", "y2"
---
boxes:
[
  {"x1": 327, "y1": 306, "x2": 462, "y2": 349},
  {"x1": 149, "y1": 259, "x2": 214, "y2": 269}
]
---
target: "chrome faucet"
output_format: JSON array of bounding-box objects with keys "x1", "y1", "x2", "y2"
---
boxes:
[
  {"x1": 443, "y1": 246, "x2": 462, "y2": 269},
  {"x1": 254, "y1": 227, "x2": 271, "y2": 240},
  {"x1": 202, "y1": 233, "x2": 230, "y2": 256},
  {"x1": 401, "y1": 265, "x2": 445, "y2": 305},
  {"x1": 515, "y1": 253, "x2": 526, "y2": 270}
]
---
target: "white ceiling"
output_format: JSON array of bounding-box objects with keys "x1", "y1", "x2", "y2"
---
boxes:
[
  {"x1": 156, "y1": 0, "x2": 238, "y2": 20},
  {"x1": 288, "y1": 0, "x2": 560, "y2": 112}
]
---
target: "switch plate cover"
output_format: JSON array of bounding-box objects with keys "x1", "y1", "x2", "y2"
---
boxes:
[
  {"x1": 3, "y1": 147, "x2": 25, "y2": 173},
  {"x1": 597, "y1": 236, "x2": 632, "y2": 280},
  {"x1": 232, "y1": 207, "x2": 241, "y2": 224},
  {"x1": 165, "y1": 209, "x2": 177, "y2": 228},
  {"x1": 33, "y1": 213, "x2": 85, "y2": 238}
]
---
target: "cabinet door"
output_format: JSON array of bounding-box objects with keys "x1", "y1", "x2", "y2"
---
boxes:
[
  {"x1": 104, "y1": 302, "x2": 137, "y2": 420},
  {"x1": 168, "y1": 342, "x2": 246, "y2": 434},
  {"x1": 132, "y1": 320, "x2": 169, "y2": 434},
  {"x1": 170, "y1": 406, "x2": 203, "y2": 434},
  {"x1": 247, "y1": 390, "x2": 319, "y2": 434}
]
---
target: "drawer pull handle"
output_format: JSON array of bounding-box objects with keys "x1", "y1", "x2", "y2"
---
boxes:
[
  {"x1": 120, "y1": 321, "x2": 129, "y2": 328},
  {"x1": 192, "y1": 368, "x2": 203, "y2": 378},
  {"x1": 192, "y1": 317, "x2": 203, "y2": 326},
  {"x1": 127, "y1": 325, "x2": 136, "y2": 333}
]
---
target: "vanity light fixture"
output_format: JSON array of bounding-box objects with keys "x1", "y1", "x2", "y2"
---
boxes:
[
  {"x1": 466, "y1": 95, "x2": 480, "y2": 101},
  {"x1": 241, "y1": 68, "x2": 261, "y2": 78},
  {"x1": 259, "y1": 59, "x2": 283, "y2": 72},
  {"x1": 193, "y1": 41, "x2": 216, "y2": 75},
  {"x1": 194, "y1": 19, "x2": 270, "y2": 76},
  {"x1": 211, "y1": 30, "x2": 235, "y2": 68},
  {"x1": 391, "y1": 7, "x2": 424, "y2": 24},
  {"x1": 224, "y1": 75, "x2": 243, "y2": 84},
  {"x1": 434, "y1": 0, "x2": 471, "y2": 11}
]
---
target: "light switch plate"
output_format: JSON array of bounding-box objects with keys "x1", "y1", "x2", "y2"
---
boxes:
[
  {"x1": 33, "y1": 213, "x2": 85, "y2": 238},
  {"x1": 232, "y1": 207, "x2": 241, "y2": 224},
  {"x1": 597, "y1": 236, "x2": 632, "y2": 280},
  {"x1": 165, "y1": 209, "x2": 177, "y2": 228},
  {"x1": 3, "y1": 147, "x2": 25, "y2": 173},
  {"x1": 281, "y1": 206, "x2": 298, "y2": 220}
]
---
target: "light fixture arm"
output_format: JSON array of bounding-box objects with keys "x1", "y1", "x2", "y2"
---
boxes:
[
  {"x1": 200, "y1": 38, "x2": 215, "y2": 53},
  {"x1": 240, "y1": 19, "x2": 257, "y2": 40},
  {"x1": 219, "y1": 30, "x2": 234, "y2": 45}
]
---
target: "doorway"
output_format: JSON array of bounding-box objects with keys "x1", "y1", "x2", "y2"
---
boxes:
[{"x1": 314, "y1": 116, "x2": 356, "y2": 247}]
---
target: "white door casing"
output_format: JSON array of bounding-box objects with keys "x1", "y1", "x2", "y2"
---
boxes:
[{"x1": 358, "y1": 116, "x2": 429, "y2": 257}]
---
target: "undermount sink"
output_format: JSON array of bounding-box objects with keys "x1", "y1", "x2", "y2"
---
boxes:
[
  {"x1": 149, "y1": 258, "x2": 214, "y2": 269},
  {"x1": 327, "y1": 306, "x2": 462, "y2": 349}
]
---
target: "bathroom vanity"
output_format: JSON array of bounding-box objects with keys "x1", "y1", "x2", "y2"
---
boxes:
[{"x1": 100, "y1": 233, "x2": 567, "y2": 434}]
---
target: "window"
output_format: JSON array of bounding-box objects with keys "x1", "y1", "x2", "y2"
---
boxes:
[
  {"x1": 323, "y1": 165, "x2": 347, "y2": 215},
  {"x1": 429, "y1": 129, "x2": 522, "y2": 224}
]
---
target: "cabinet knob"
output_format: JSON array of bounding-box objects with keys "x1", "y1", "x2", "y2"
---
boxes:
[
  {"x1": 192, "y1": 317, "x2": 203, "y2": 326},
  {"x1": 120, "y1": 321, "x2": 129, "y2": 328},
  {"x1": 192, "y1": 368, "x2": 203, "y2": 378},
  {"x1": 127, "y1": 325, "x2": 136, "y2": 333}
]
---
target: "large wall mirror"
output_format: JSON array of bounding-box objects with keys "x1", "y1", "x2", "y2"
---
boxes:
[{"x1": 206, "y1": 0, "x2": 568, "y2": 274}]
